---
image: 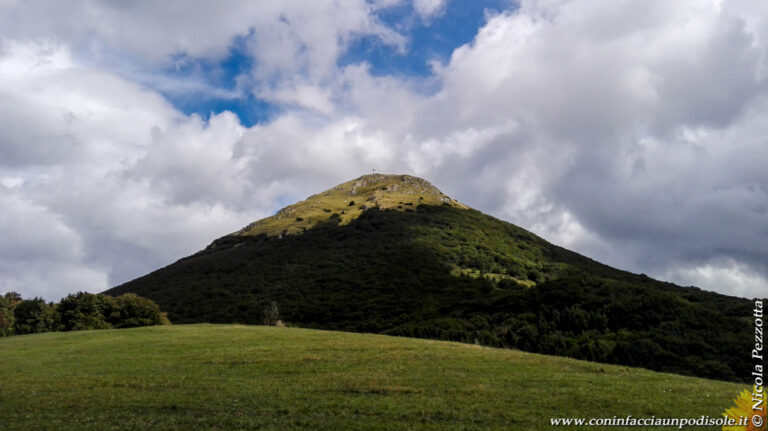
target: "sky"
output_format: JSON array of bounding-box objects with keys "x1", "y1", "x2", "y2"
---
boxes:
[{"x1": 1, "y1": 0, "x2": 767, "y2": 301}]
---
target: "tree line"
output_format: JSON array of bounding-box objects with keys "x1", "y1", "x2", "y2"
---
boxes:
[{"x1": 0, "y1": 291, "x2": 169, "y2": 337}]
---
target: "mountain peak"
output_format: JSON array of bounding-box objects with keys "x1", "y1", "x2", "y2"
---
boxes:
[
  {"x1": 109, "y1": 175, "x2": 752, "y2": 384},
  {"x1": 236, "y1": 173, "x2": 467, "y2": 237}
]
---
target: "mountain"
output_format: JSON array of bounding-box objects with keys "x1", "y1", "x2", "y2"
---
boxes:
[{"x1": 105, "y1": 174, "x2": 754, "y2": 382}]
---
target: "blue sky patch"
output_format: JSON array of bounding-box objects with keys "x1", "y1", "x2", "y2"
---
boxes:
[
  {"x1": 340, "y1": 0, "x2": 512, "y2": 77},
  {"x1": 154, "y1": 35, "x2": 277, "y2": 127}
]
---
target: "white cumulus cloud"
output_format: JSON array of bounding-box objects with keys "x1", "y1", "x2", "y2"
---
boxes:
[{"x1": 0, "y1": 0, "x2": 766, "y2": 301}]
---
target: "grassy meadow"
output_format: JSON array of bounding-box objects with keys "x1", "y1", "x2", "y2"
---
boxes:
[{"x1": 1, "y1": 324, "x2": 745, "y2": 430}]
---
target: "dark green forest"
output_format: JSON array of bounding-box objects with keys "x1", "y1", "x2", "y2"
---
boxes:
[{"x1": 107, "y1": 204, "x2": 755, "y2": 382}]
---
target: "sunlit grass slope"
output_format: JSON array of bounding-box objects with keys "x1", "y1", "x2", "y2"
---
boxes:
[
  {"x1": 235, "y1": 174, "x2": 466, "y2": 236},
  {"x1": 1, "y1": 324, "x2": 742, "y2": 430}
]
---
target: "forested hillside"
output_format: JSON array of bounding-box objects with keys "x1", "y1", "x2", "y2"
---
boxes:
[{"x1": 107, "y1": 203, "x2": 753, "y2": 382}]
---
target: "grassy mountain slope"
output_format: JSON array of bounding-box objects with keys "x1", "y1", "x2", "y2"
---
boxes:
[
  {"x1": 106, "y1": 175, "x2": 754, "y2": 382},
  {"x1": 0, "y1": 324, "x2": 745, "y2": 430},
  {"x1": 236, "y1": 174, "x2": 466, "y2": 237}
]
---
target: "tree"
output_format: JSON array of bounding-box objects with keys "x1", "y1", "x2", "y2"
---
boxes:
[
  {"x1": 13, "y1": 298, "x2": 56, "y2": 335},
  {"x1": 57, "y1": 292, "x2": 117, "y2": 331},
  {"x1": 0, "y1": 292, "x2": 170, "y2": 336},
  {"x1": 0, "y1": 292, "x2": 22, "y2": 336},
  {"x1": 263, "y1": 301, "x2": 280, "y2": 325}
]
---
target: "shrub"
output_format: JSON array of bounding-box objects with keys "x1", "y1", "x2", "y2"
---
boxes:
[{"x1": 111, "y1": 293, "x2": 171, "y2": 328}]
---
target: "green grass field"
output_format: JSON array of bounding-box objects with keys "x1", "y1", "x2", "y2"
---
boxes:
[{"x1": 1, "y1": 324, "x2": 745, "y2": 430}]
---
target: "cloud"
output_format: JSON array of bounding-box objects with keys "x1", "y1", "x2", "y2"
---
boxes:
[
  {"x1": 0, "y1": 1, "x2": 405, "y2": 64},
  {"x1": 1, "y1": 0, "x2": 767, "y2": 301},
  {"x1": 312, "y1": 0, "x2": 768, "y2": 298},
  {"x1": 0, "y1": 41, "x2": 255, "y2": 299},
  {"x1": 0, "y1": 190, "x2": 109, "y2": 300},
  {"x1": 414, "y1": 0, "x2": 448, "y2": 22},
  {"x1": 0, "y1": 39, "x2": 404, "y2": 300},
  {"x1": 664, "y1": 258, "x2": 768, "y2": 300},
  {"x1": 0, "y1": 1, "x2": 407, "y2": 110},
  {"x1": 411, "y1": 0, "x2": 768, "y2": 298},
  {"x1": 264, "y1": 83, "x2": 337, "y2": 116}
]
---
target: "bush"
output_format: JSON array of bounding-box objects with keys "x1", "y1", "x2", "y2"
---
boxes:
[
  {"x1": 58, "y1": 292, "x2": 170, "y2": 332},
  {"x1": 111, "y1": 293, "x2": 170, "y2": 328}
]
